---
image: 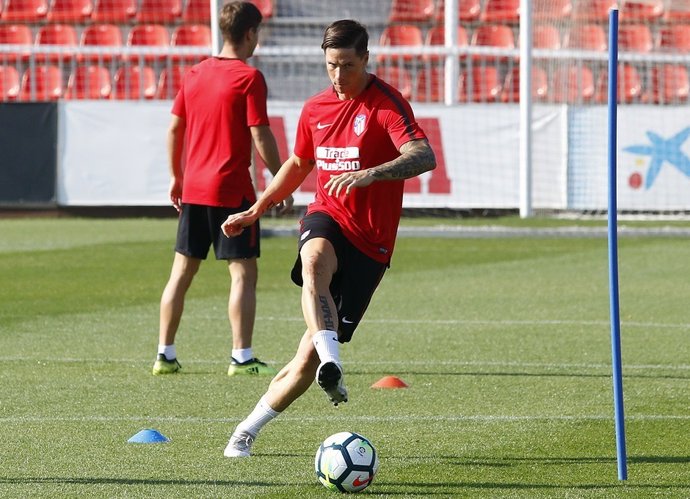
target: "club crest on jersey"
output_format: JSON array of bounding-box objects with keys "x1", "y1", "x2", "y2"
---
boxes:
[{"x1": 353, "y1": 114, "x2": 366, "y2": 136}]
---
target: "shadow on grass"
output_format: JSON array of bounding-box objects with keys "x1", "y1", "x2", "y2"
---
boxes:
[
  {"x1": 0, "y1": 477, "x2": 279, "y2": 487},
  {"x1": 352, "y1": 369, "x2": 690, "y2": 381}
]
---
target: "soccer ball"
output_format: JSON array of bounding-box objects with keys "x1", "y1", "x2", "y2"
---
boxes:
[{"x1": 314, "y1": 432, "x2": 379, "y2": 493}]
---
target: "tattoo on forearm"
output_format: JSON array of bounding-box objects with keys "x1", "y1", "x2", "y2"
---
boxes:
[
  {"x1": 319, "y1": 295, "x2": 335, "y2": 330},
  {"x1": 370, "y1": 140, "x2": 436, "y2": 180}
]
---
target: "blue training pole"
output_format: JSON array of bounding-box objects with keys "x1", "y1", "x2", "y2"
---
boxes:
[{"x1": 607, "y1": 7, "x2": 628, "y2": 481}]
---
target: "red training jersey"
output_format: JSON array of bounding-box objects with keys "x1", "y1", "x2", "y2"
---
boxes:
[
  {"x1": 172, "y1": 57, "x2": 270, "y2": 207},
  {"x1": 294, "y1": 75, "x2": 427, "y2": 264}
]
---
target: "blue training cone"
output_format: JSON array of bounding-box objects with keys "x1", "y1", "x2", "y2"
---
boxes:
[{"x1": 128, "y1": 429, "x2": 170, "y2": 444}]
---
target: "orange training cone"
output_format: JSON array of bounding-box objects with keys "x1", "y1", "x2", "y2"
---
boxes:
[{"x1": 371, "y1": 376, "x2": 409, "y2": 389}]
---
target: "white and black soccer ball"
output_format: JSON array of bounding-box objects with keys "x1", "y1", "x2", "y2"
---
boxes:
[{"x1": 314, "y1": 431, "x2": 379, "y2": 493}]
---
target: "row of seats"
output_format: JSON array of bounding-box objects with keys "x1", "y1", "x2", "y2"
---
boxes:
[
  {"x1": 2, "y1": 61, "x2": 688, "y2": 104},
  {"x1": 0, "y1": 0, "x2": 271, "y2": 23},
  {"x1": 385, "y1": 62, "x2": 690, "y2": 104},
  {"x1": 0, "y1": 23, "x2": 210, "y2": 61},
  {"x1": 377, "y1": 22, "x2": 690, "y2": 65},
  {"x1": 389, "y1": 0, "x2": 690, "y2": 24},
  {"x1": 0, "y1": 62, "x2": 188, "y2": 99}
]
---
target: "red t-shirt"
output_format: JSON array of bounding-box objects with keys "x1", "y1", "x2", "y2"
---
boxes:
[
  {"x1": 294, "y1": 75, "x2": 427, "y2": 263},
  {"x1": 172, "y1": 57, "x2": 269, "y2": 207}
]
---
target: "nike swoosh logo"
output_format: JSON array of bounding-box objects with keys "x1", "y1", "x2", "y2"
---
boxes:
[
  {"x1": 352, "y1": 475, "x2": 372, "y2": 487},
  {"x1": 341, "y1": 317, "x2": 354, "y2": 324},
  {"x1": 317, "y1": 122, "x2": 333, "y2": 130}
]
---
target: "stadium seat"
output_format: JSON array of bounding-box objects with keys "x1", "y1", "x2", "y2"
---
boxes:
[
  {"x1": 1, "y1": 0, "x2": 48, "y2": 21},
  {"x1": 434, "y1": 0, "x2": 481, "y2": 22},
  {"x1": 551, "y1": 64, "x2": 595, "y2": 103},
  {"x1": 532, "y1": 24, "x2": 561, "y2": 50},
  {"x1": 376, "y1": 65, "x2": 412, "y2": 99},
  {"x1": 20, "y1": 64, "x2": 64, "y2": 101},
  {"x1": 35, "y1": 24, "x2": 78, "y2": 63},
  {"x1": 91, "y1": 0, "x2": 135, "y2": 22},
  {"x1": 414, "y1": 67, "x2": 444, "y2": 102},
  {"x1": 564, "y1": 23, "x2": 607, "y2": 51},
  {"x1": 424, "y1": 25, "x2": 468, "y2": 62},
  {"x1": 501, "y1": 65, "x2": 548, "y2": 102},
  {"x1": 595, "y1": 64, "x2": 645, "y2": 103},
  {"x1": 0, "y1": 24, "x2": 32, "y2": 63},
  {"x1": 664, "y1": 0, "x2": 690, "y2": 22},
  {"x1": 657, "y1": 25, "x2": 690, "y2": 53},
  {"x1": 249, "y1": 0, "x2": 273, "y2": 18},
  {"x1": 470, "y1": 24, "x2": 515, "y2": 61},
  {"x1": 156, "y1": 64, "x2": 190, "y2": 99},
  {"x1": 182, "y1": 0, "x2": 209, "y2": 22},
  {"x1": 620, "y1": 0, "x2": 663, "y2": 22},
  {"x1": 480, "y1": 0, "x2": 520, "y2": 23},
  {"x1": 572, "y1": 0, "x2": 617, "y2": 22},
  {"x1": 136, "y1": 0, "x2": 180, "y2": 23},
  {"x1": 65, "y1": 64, "x2": 112, "y2": 99},
  {"x1": 377, "y1": 24, "x2": 423, "y2": 64},
  {"x1": 0, "y1": 66, "x2": 20, "y2": 101},
  {"x1": 618, "y1": 24, "x2": 653, "y2": 53},
  {"x1": 126, "y1": 24, "x2": 169, "y2": 63},
  {"x1": 459, "y1": 65, "x2": 503, "y2": 103},
  {"x1": 47, "y1": 0, "x2": 93, "y2": 22},
  {"x1": 388, "y1": 0, "x2": 434, "y2": 22},
  {"x1": 533, "y1": 0, "x2": 572, "y2": 20},
  {"x1": 113, "y1": 65, "x2": 156, "y2": 99},
  {"x1": 171, "y1": 24, "x2": 211, "y2": 63},
  {"x1": 650, "y1": 64, "x2": 689, "y2": 104},
  {"x1": 81, "y1": 24, "x2": 122, "y2": 63}
]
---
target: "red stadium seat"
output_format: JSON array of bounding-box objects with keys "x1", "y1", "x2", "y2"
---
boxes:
[
  {"x1": 664, "y1": 0, "x2": 690, "y2": 23},
  {"x1": 376, "y1": 65, "x2": 412, "y2": 99},
  {"x1": 459, "y1": 65, "x2": 503, "y2": 102},
  {"x1": 551, "y1": 64, "x2": 595, "y2": 103},
  {"x1": 471, "y1": 24, "x2": 515, "y2": 61},
  {"x1": 388, "y1": 0, "x2": 434, "y2": 22},
  {"x1": 156, "y1": 64, "x2": 190, "y2": 99},
  {"x1": 65, "y1": 64, "x2": 112, "y2": 99},
  {"x1": 618, "y1": 24, "x2": 653, "y2": 53},
  {"x1": 377, "y1": 24, "x2": 423, "y2": 64},
  {"x1": 35, "y1": 24, "x2": 78, "y2": 63},
  {"x1": 415, "y1": 67, "x2": 444, "y2": 102},
  {"x1": 91, "y1": 0, "x2": 135, "y2": 22},
  {"x1": 501, "y1": 65, "x2": 548, "y2": 102},
  {"x1": 136, "y1": 0, "x2": 180, "y2": 23},
  {"x1": 1, "y1": 0, "x2": 48, "y2": 21},
  {"x1": 424, "y1": 25, "x2": 468, "y2": 62},
  {"x1": 47, "y1": 0, "x2": 93, "y2": 22},
  {"x1": 533, "y1": 0, "x2": 572, "y2": 20},
  {"x1": 182, "y1": 0, "x2": 209, "y2": 22},
  {"x1": 113, "y1": 65, "x2": 156, "y2": 100},
  {"x1": 126, "y1": 24, "x2": 169, "y2": 63},
  {"x1": 480, "y1": 0, "x2": 520, "y2": 23},
  {"x1": 249, "y1": 0, "x2": 273, "y2": 18},
  {"x1": 434, "y1": 0, "x2": 481, "y2": 23},
  {"x1": 20, "y1": 64, "x2": 64, "y2": 101},
  {"x1": 532, "y1": 24, "x2": 561, "y2": 50},
  {"x1": 572, "y1": 0, "x2": 617, "y2": 22},
  {"x1": 595, "y1": 64, "x2": 645, "y2": 103},
  {"x1": 171, "y1": 24, "x2": 211, "y2": 63},
  {"x1": 657, "y1": 25, "x2": 690, "y2": 53},
  {"x1": 0, "y1": 24, "x2": 32, "y2": 63},
  {"x1": 620, "y1": 0, "x2": 663, "y2": 22},
  {"x1": 0, "y1": 66, "x2": 20, "y2": 101},
  {"x1": 650, "y1": 64, "x2": 690, "y2": 104},
  {"x1": 564, "y1": 23, "x2": 607, "y2": 51},
  {"x1": 81, "y1": 24, "x2": 123, "y2": 62}
]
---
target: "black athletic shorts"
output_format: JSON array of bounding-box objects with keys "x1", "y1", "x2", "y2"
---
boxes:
[
  {"x1": 291, "y1": 211, "x2": 387, "y2": 343},
  {"x1": 175, "y1": 201, "x2": 259, "y2": 260}
]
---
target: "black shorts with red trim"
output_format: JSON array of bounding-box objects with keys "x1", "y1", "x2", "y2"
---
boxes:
[
  {"x1": 291, "y1": 211, "x2": 387, "y2": 342},
  {"x1": 175, "y1": 201, "x2": 259, "y2": 260}
]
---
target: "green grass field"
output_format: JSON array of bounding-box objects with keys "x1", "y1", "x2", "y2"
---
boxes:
[{"x1": 0, "y1": 217, "x2": 688, "y2": 498}]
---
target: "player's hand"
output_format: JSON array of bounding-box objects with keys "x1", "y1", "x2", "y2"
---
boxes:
[
  {"x1": 325, "y1": 171, "x2": 375, "y2": 197},
  {"x1": 169, "y1": 177, "x2": 183, "y2": 213},
  {"x1": 222, "y1": 211, "x2": 256, "y2": 237},
  {"x1": 275, "y1": 194, "x2": 294, "y2": 215}
]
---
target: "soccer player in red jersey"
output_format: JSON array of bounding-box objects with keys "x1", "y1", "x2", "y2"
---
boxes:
[
  {"x1": 152, "y1": 2, "x2": 292, "y2": 377},
  {"x1": 221, "y1": 19, "x2": 436, "y2": 457}
]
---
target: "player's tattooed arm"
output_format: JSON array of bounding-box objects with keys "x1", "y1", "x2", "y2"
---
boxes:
[{"x1": 370, "y1": 139, "x2": 436, "y2": 180}]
